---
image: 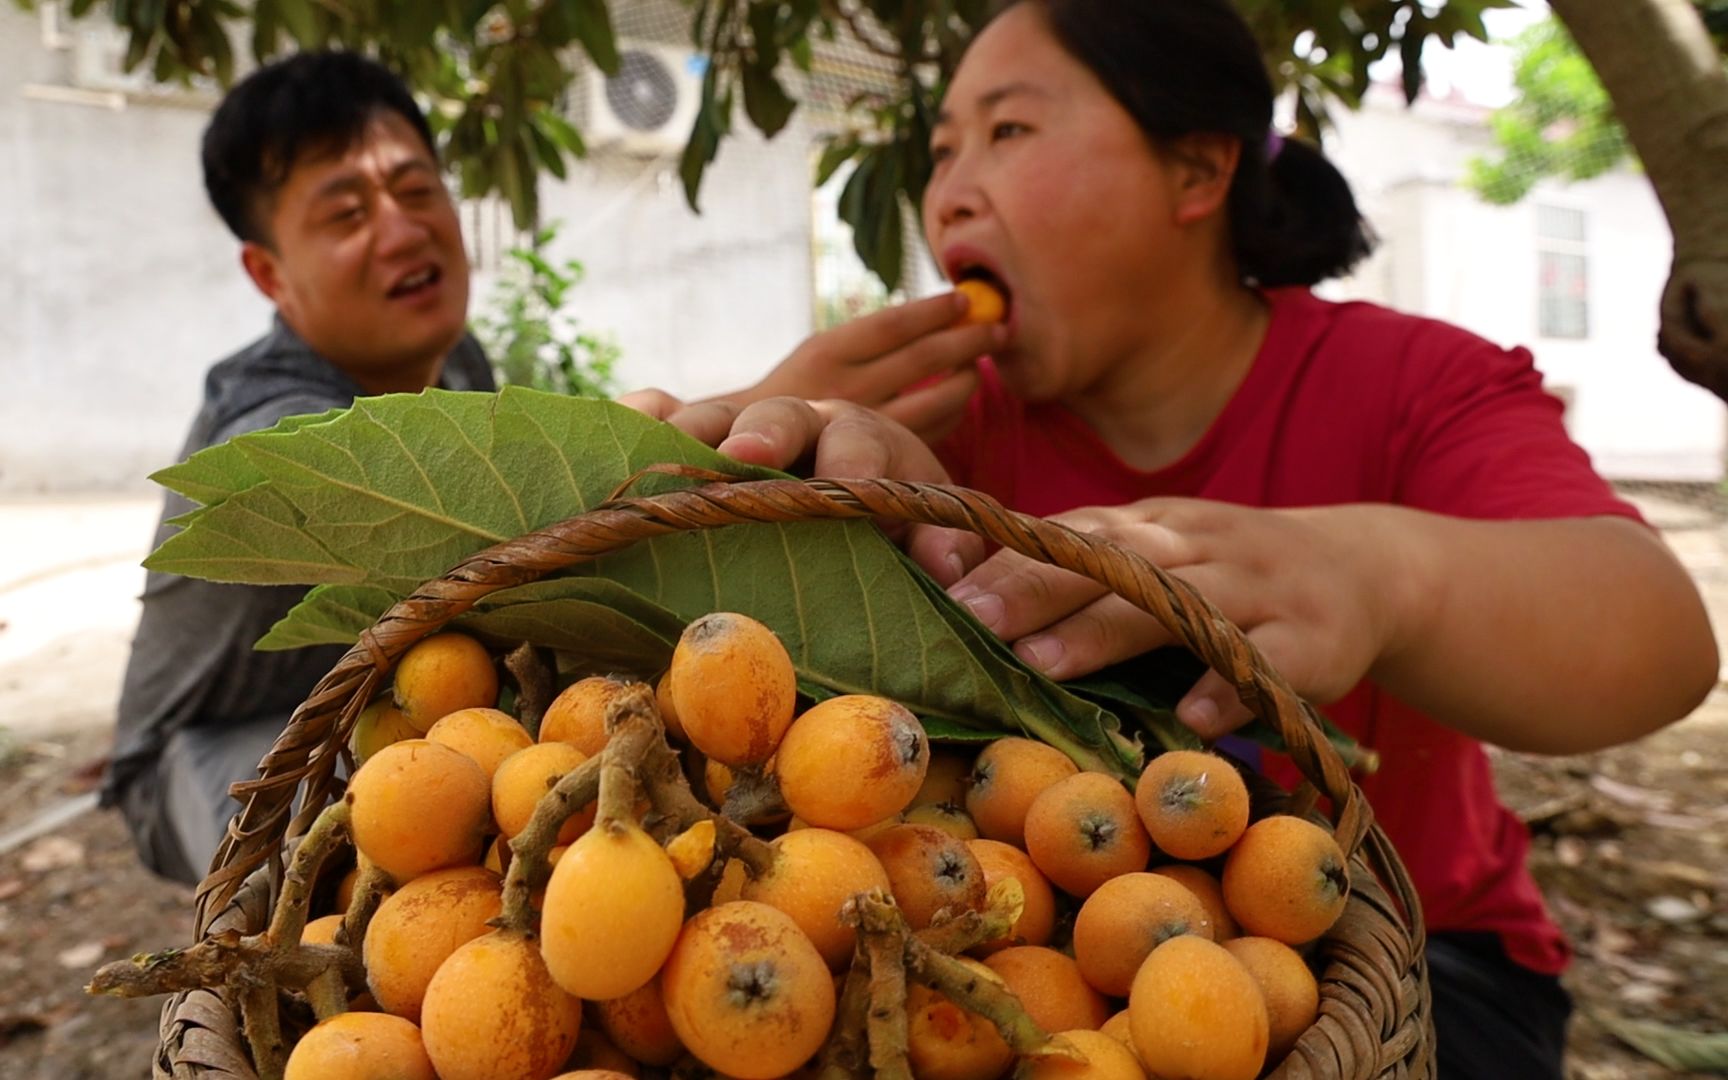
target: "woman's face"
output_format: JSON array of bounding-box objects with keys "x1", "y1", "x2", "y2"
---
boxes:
[{"x1": 923, "y1": 4, "x2": 1199, "y2": 401}]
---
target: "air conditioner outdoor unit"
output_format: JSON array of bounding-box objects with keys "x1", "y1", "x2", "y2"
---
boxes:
[{"x1": 585, "y1": 43, "x2": 706, "y2": 157}]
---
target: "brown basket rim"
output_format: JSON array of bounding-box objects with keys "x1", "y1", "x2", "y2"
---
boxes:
[{"x1": 169, "y1": 474, "x2": 1433, "y2": 1079}]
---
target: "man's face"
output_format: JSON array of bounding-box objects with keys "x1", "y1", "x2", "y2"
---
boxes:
[{"x1": 242, "y1": 111, "x2": 470, "y2": 387}]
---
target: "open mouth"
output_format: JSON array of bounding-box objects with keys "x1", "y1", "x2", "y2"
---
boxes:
[
  {"x1": 387, "y1": 265, "x2": 442, "y2": 299},
  {"x1": 950, "y1": 260, "x2": 1014, "y2": 324}
]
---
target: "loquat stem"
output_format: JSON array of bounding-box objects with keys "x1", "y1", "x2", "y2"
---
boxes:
[
  {"x1": 863, "y1": 931, "x2": 912, "y2": 1080},
  {"x1": 639, "y1": 731, "x2": 777, "y2": 879},
  {"x1": 596, "y1": 711, "x2": 655, "y2": 829},
  {"x1": 907, "y1": 947, "x2": 1075, "y2": 1061},
  {"x1": 719, "y1": 764, "x2": 787, "y2": 825},
  {"x1": 817, "y1": 954, "x2": 873, "y2": 1080},
  {"x1": 503, "y1": 642, "x2": 557, "y2": 737},
  {"x1": 237, "y1": 976, "x2": 286, "y2": 1080},
  {"x1": 268, "y1": 802, "x2": 351, "y2": 960},
  {"x1": 89, "y1": 939, "x2": 243, "y2": 998},
  {"x1": 642, "y1": 738, "x2": 705, "y2": 832},
  {"x1": 498, "y1": 753, "x2": 603, "y2": 933},
  {"x1": 838, "y1": 889, "x2": 1071, "y2": 1066},
  {"x1": 339, "y1": 857, "x2": 392, "y2": 951},
  {"x1": 304, "y1": 966, "x2": 348, "y2": 1022},
  {"x1": 87, "y1": 937, "x2": 358, "y2": 1000},
  {"x1": 915, "y1": 878, "x2": 1025, "y2": 955}
]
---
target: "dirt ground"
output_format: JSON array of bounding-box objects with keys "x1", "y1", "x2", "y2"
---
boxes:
[{"x1": 1, "y1": 493, "x2": 1725, "y2": 1079}]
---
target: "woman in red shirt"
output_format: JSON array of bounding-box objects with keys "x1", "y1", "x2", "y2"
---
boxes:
[{"x1": 627, "y1": 1, "x2": 1718, "y2": 1075}]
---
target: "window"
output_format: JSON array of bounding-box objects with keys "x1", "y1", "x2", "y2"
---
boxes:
[{"x1": 1536, "y1": 205, "x2": 1588, "y2": 339}]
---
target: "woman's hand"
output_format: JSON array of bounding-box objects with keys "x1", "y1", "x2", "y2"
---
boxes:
[
  {"x1": 938, "y1": 499, "x2": 1411, "y2": 739},
  {"x1": 616, "y1": 391, "x2": 988, "y2": 586},
  {"x1": 717, "y1": 292, "x2": 1006, "y2": 442}
]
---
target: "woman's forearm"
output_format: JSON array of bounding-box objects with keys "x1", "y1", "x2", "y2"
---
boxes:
[{"x1": 1358, "y1": 509, "x2": 1717, "y2": 754}]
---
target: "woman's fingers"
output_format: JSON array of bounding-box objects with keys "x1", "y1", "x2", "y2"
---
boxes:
[{"x1": 807, "y1": 292, "x2": 972, "y2": 372}]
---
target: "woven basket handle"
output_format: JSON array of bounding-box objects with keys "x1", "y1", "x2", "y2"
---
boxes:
[{"x1": 196, "y1": 476, "x2": 1383, "y2": 931}]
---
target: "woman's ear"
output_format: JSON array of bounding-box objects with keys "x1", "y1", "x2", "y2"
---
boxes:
[{"x1": 1166, "y1": 132, "x2": 1242, "y2": 226}]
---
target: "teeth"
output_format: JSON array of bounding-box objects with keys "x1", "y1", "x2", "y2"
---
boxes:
[{"x1": 397, "y1": 268, "x2": 434, "y2": 291}]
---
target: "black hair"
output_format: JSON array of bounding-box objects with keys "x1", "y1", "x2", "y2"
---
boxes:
[
  {"x1": 1020, "y1": 0, "x2": 1375, "y2": 287},
  {"x1": 201, "y1": 51, "x2": 437, "y2": 246}
]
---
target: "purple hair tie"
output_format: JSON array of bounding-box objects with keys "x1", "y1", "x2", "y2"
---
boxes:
[{"x1": 1265, "y1": 130, "x2": 1286, "y2": 162}]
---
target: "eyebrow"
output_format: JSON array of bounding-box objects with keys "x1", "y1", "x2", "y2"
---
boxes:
[
  {"x1": 934, "y1": 81, "x2": 1052, "y2": 127},
  {"x1": 308, "y1": 158, "x2": 438, "y2": 203}
]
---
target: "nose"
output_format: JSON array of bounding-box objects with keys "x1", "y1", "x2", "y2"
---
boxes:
[
  {"x1": 924, "y1": 151, "x2": 985, "y2": 233},
  {"x1": 373, "y1": 191, "x2": 431, "y2": 257}
]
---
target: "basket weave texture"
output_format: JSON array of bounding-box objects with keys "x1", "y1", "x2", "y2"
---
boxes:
[{"x1": 157, "y1": 476, "x2": 1435, "y2": 1079}]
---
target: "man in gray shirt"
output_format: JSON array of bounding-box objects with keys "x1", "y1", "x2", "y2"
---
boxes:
[{"x1": 103, "y1": 51, "x2": 493, "y2": 883}]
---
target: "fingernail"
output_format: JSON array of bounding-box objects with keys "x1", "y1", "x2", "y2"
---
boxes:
[
  {"x1": 945, "y1": 553, "x2": 966, "y2": 584},
  {"x1": 716, "y1": 432, "x2": 773, "y2": 460},
  {"x1": 1182, "y1": 696, "x2": 1221, "y2": 736},
  {"x1": 1015, "y1": 634, "x2": 1062, "y2": 671},
  {"x1": 961, "y1": 591, "x2": 1004, "y2": 630}
]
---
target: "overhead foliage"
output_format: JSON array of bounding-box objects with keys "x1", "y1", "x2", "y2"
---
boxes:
[
  {"x1": 1467, "y1": 8, "x2": 1726, "y2": 205},
  {"x1": 18, "y1": 0, "x2": 1526, "y2": 285}
]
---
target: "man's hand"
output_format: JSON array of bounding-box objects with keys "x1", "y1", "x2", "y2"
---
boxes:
[{"x1": 617, "y1": 392, "x2": 988, "y2": 587}]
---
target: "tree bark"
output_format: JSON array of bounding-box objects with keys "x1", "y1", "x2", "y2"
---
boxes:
[{"x1": 1549, "y1": 0, "x2": 1728, "y2": 400}]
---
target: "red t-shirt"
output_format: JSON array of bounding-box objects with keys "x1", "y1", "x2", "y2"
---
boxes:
[{"x1": 935, "y1": 286, "x2": 1642, "y2": 975}]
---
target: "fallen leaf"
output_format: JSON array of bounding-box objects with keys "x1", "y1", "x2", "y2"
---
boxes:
[
  {"x1": 1630, "y1": 859, "x2": 1724, "y2": 891},
  {"x1": 1647, "y1": 895, "x2": 1707, "y2": 925},
  {"x1": 1598, "y1": 1012, "x2": 1728, "y2": 1071},
  {"x1": 1589, "y1": 775, "x2": 1676, "y2": 811},
  {"x1": 56, "y1": 941, "x2": 104, "y2": 969},
  {"x1": 61, "y1": 757, "x2": 108, "y2": 794},
  {"x1": 1617, "y1": 982, "x2": 1667, "y2": 1006},
  {"x1": 20, "y1": 836, "x2": 84, "y2": 873}
]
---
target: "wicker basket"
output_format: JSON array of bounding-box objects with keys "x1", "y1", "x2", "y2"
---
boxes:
[{"x1": 156, "y1": 476, "x2": 1435, "y2": 1079}]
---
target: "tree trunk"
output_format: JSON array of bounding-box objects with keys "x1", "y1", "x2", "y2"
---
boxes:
[{"x1": 1549, "y1": 0, "x2": 1728, "y2": 401}]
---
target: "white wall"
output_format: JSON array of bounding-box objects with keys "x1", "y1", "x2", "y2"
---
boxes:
[
  {"x1": 521, "y1": 116, "x2": 821, "y2": 402},
  {"x1": 1323, "y1": 87, "x2": 1725, "y2": 481},
  {"x1": 0, "y1": 9, "x2": 274, "y2": 493}
]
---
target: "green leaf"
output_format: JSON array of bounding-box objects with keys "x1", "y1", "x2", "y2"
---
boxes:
[
  {"x1": 255, "y1": 584, "x2": 401, "y2": 649},
  {"x1": 741, "y1": 63, "x2": 796, "y2": 138},
  {"x1": 145, "y1": 485, "x2": 367, "y2": 586},
  {"x1": 275, "y1": 0, "x2": 319, "y2": 45},
  {"x1": 152, "y1": 409, "x2": 347, "y2": 507},
  {"x1": 160, "y1": 390, "x2": 1149, "y2": 775},
  {"x1": 1399, "y1": 23, "x2": 1425, "y2": 105},
  {"x1": 679, "y1": 69, "x2": 727, "y2": 211},
  {"x1": 529, "y1": 121, "x2": 568, "y2": 180},
  {"x1": 562, "y1": 0, "x2": 619, "y2": 76},
  {"x1": 1598, "y1": 1014, "x2": 1728, "y2": 1073},
  {"x1": 814, "y1": 136, "x2": 860, "y2": 188},
  {"x1": 537, "y1": 110, "x2": 588, "y2": 158}
]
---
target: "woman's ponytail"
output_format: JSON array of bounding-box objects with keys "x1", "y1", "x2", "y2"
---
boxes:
[{"x1": 1231, "y1": 138, "x2": 1377, "y2": 288}]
